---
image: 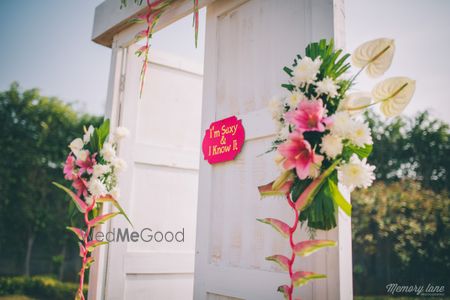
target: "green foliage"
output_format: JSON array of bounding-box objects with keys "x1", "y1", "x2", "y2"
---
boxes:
[
  {"x1": 352, "y1": 180, "x2": 449, "y2": 295},
  {"x1": 0, "y1": 276, "x2": 87, "y2": 300},
  {"x1": 0, "y1": 83, "x2": 101, "y2": 278},
  {"x1": 282, "y1": 39, "x2": 352, "y2": 114},
  {"x1": 364, "y1": 110, "x2": 449, "y2": 192}
]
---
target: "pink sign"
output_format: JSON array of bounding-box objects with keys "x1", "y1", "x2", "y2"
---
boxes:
[{"x1": 202, "y1": 116, "x2": 245, "y2": 164}]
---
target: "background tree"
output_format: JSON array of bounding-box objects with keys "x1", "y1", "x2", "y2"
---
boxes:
[
  {"x1": 0, "y1": 83, "x2": 101, "y2": 278},
  {"x1": 352, "y1": 111, "x2": 450, "y2": 295}
]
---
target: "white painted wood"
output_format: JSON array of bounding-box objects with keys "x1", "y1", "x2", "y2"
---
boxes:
[
  {"x1": 96, "y1": 31, "x2": 203, "y2": 298},
  {"x1": 195, "y1": 1, "x2": 350, "y2": 299}
]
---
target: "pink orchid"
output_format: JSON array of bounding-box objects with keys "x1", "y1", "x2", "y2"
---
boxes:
[
  {"x1": 72, "y1": 177, "x2": 88, "y2": 198},
  {"x1": 63, "y1": 154, "x2": 76, "y2": 180},
  {"x1": 76, "y1": 152, "x2": 96, "y2": 175},
  {"x1": 278, "y1": 133, "x2": 324, "y2": 180},
  {"x1": 285, "y1": 99, "x2": 331, "y2": 132}
]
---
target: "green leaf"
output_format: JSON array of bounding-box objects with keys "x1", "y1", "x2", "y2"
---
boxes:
[
  {"x1": 328, "y1": 178, "x2": 352, "y2": 216},
  {"x1": 88, "y1": 212, "x2": 120, "y2": 228},
  {"x1": 342, "y1": 143, "x2": 373, "y2": 160},
  {"x1": 86, "y1": 240, "x2": 108, "y2": 252},
  {"x1": 96, "y1": 195, "x2": 133, "y2": 227},
  {"x1": 53, "y1": 182, "x2": 87, "y2": 213}
]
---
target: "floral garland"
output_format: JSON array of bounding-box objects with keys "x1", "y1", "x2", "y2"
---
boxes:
[
  {"x1": 54, "y1": 120, "x2": 132, "y2": 300},
  {"x1": 258, "y1": 38, "x2": 415, "y2": 300},
  {"x1": 125, "y1": 0, "x2": 200, "y2": 96}
]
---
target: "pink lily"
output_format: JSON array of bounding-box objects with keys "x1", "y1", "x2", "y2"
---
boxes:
[
  {"x1": 72, "y1": 177, "x2": 88, "y2": 198},
  {"x1": 285, "y1": 99, "x2": 331, "y2": 132},
  {"x1": 278, "y1": 133, "x2": 323, "y2": 180},
  {"x1": 63, "y1": 154, "x2": 76, "y2": 180},
  {"x1": 76, "y1": 152, "x2": 96, "y2": 175}
]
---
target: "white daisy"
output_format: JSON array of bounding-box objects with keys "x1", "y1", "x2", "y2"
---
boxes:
[
  {"x1": 101, "y1": 142, "x2": 116, "y2": 162},
  {"x1": 88, "y1": 178, "x2": 107, "y2": 197},
  {"x1": 338, "y1": 154, "x2": 376, "y2": 190},
  {"x1": 320, "y1": 134, "x2": 343, "y2": 159},
  {"x1": 349, "y1": 121, "x2": 373, "y2": 147},
  {"x1": 92, "y1": 164, "x2": 110, "y2": 178},
  {"x1": 329, "y1": 111, "x2": 355, "y2": 138},
  {"x1": 315, "y1": 76, "x2": 339, "y2": 98},
  {"x1": 292, "y1": 57, "x2": 322, "y2": 86},
  {"x1": 112, "y1": 157, "x2": 127, "y2": 173}
]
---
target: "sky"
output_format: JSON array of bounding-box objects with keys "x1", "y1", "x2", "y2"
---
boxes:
[{"x1": 0, "y1": 0, "x2": 449, "y2": 122}]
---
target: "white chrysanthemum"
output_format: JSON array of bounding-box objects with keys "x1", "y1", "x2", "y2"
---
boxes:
[
  {"x1": 69, "y1": 138, "x2": 84, "y2": 153},
  {"x1": 268, "y1": 97, "x2": 284, "y2": 129},
  {"x1": 92, "y1": 164, "x2": 110, "y2": 178},
  {"x1": 88, "y1": 178, "x2": 107, "y2": 197},
  {"x1": 85, "y1": 196, "x2": 94, "y2": 206},
  {"x1": 287, "y1": 91, "x2": 306, "y2": 108},
  {"x1": 349, "y1": 121, "x2": 373, "y2": 147},
  {"x1": 101, "y1": 142, "x2": 116, "y2": 162},
  {"x1": 110, "y1": 186, "x2": 120, "y2": 200},
  {"x1": 329, "y1": 111, "x2": 354, "y2": 138},
  {"x1": 75, "y1": 150, "x2": 89, "y2": 161},
  {"x1": 114, "y1": 126, "x2": 130, "y2": 141},
  {"x1": 292, "y1": 57, "x2": 322, "y2": 86},
  {"x1": 112, "y1": 157, "x2": 127, "y2": 173},
  {"x1": 338, "y1": 154, "x2": 376, "y2": 190},
  {"x1": 320, "y1": 134, "x2": 343, "y2": 159},
  {"x1": 83, "y1": 125, "x2": 94, "y2": 144},
  {"x1": 315, "y1": 76, "x2": 339, "y2": 98}
]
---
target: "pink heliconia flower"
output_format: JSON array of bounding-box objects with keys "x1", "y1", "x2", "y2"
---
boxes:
[
  {"x1": 72, "y1": 177, "x2": 88, "y2": 198},
  {"x1": 285, "y1": 99, "x2": 331, "y2": 132},
  {"x1": 76, "y1": 152, "x2": 96, "y2": 175},
  {"x1": 278, "y1": 133, "x2": 324, "y2": 180},
  {"x1": 63, "y1": 154, "x2": 76, "y2": 180}
]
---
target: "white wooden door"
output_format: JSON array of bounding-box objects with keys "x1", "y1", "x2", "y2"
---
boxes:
[
  {"x1": 194, "y1": 0, "x2": 351, "y2": 299},
  {"x1": 101, "y1": 44, "x2": 203, "y2": 299}
]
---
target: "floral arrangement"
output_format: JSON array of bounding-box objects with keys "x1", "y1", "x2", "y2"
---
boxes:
[
  {"x1": 123, "y1": 0, "x2": 200, "y2": 96},
  {"x1": 53, "y1": 120, "x2": 132, "y2": 300},
  {"x1": 258, "y1": 38, "x2": 415, "y2": 299}
]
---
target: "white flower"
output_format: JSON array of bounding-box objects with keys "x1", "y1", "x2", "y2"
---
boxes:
[
  {"x1": 315, "y1": 76, "x2": 339, "y2": 98},
  {"x1": 268, "y1": 97, "x2": 284, "y2": 129},
  {"x1": 338, "y1": 154, "x2": 376, "y2": 190},
  {"x1": 292, "y1": 57, "x2": 322, "y2": 86},
  {"x1": 101, "y1": 142, "x2": 116, "y2": 162},
  {"x1": 349, "y1": 121, "x2": 373, "y2": 147},
  {"x1": 69, "y1": 138, "x2": 84, "y2": 153},
  {"x1": 287, "y1": 91, "x2": 306, "y2": 108},
  {"x1": 92, "y1": 164, "x2": 110, "y2": 178},
  {"x1": 75, "y1": 150, "x2": 89, "y2": 161},
  {"x1": 83, "y1": 125, "x2": 94, "y2": 144},
  {"x1": 112, "y1": 157, "x2": 127, "y2": 173},
  {"x1": 110, "y1": 186, "x2": 120, "y2": 200},
  {"x1": 88, "y1": 178, "x2": 107, "y2": 197},
  {"x1": 320, "y1": 134, "x2": 343, "y2": 159},
  {"x1": 114, "y1": 126, "x2": 130, "y2": 141},
  {"x1": 329, "y1": 111, "x2": 354, "y2": 138}
]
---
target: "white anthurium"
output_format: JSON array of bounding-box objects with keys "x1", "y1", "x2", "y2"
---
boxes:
[
  {"x1": 372, "y1": 77, "x2": 416, "y2": 117},
  {"x1": 339, "y1": 92, "x2": 372, "y2": 115},
  {"x1": 352, "y1": 38, "x2": 395, "y2": 78}
]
